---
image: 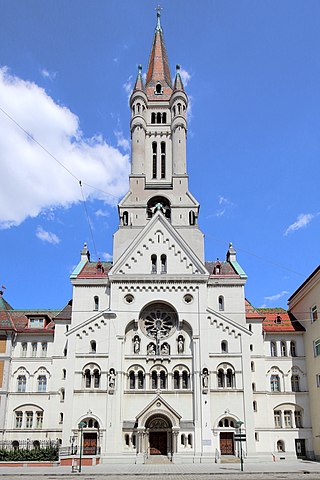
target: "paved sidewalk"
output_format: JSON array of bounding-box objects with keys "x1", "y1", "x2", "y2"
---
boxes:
[{"x1": 0, "y1": 459, "x2": 319, "y2": 476}]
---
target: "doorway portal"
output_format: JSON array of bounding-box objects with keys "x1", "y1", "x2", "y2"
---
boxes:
[{"x1": 146, "y1": 415, "x2": 172, "y2": 456}]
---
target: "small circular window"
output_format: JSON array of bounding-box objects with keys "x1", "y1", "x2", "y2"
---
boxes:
[
  {"x1": 183, "y1": 294, "x2": 193, "y2": 304},
  {"x1": 124, "y1": 294, "x2": 134, "y2": 304}
]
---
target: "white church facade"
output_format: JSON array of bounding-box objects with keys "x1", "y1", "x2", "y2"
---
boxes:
[{"x1": 0, "y1": 13, "x2": 316, "y2": 465}]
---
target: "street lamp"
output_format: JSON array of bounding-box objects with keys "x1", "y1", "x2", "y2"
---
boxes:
[
  {"x1": 235, "y1": 420, "x2": 244, "y2": 472},
  {"x1": 78, "y1": 421, "x2": 86, "y2": 473}
]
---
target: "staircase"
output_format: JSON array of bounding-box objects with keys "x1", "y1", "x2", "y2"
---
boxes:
[
  {"x1": 145, "y1": 455, "x2": 171, "y2": 464},
  {"x1": 220, "y1": 455, "x2": 240, "y2": 463}
]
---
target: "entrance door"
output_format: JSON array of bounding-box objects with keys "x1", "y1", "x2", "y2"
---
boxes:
[
  {"x1": 220, "y1": 432, "x2": 234, "y2": 455},
  {"x1": 295, "y1": 439, "x2": 306, "y2": 458},
  {"x1": 149, "y1": 432, "x2": 167, "y2": 455},
  {"x1": 83, "y1": 432, "x2": 97, "y2": 455}
]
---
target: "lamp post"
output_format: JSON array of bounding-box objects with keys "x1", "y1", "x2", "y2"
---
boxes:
[
  {"x1": 78, "y1": 421, "x2": 86, "y2": 473},
  {"x1": 235, "y1": 420, "x2": 244, "y2": 472}
]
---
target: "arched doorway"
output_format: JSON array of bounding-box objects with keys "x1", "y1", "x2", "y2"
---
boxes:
[
  {"x1": 80, "y1": 417, "x2": 100, "y2": 455},
  {"x1": 146, "y1": 415, "x2": 172, "y2": 455},
  {"x1": 218, "y1": 417, "x2": 236, "y2": 455}
]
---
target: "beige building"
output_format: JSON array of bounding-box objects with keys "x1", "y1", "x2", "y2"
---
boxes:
[{"x1": 288, "y1": 265, "x2": 320, "y2": 460}]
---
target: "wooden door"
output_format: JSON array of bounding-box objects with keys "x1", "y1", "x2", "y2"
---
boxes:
[
  {"x1": 149, "y1": 432, "x2": 167, "y2": 455},
  {"x1": 83, "y1": 432, "x2": 97, "y2": 455},
  {"x1": 220, "y1": 432, "x2": 234, "y2": 455},
  {"x1": 295, "y1": 439, "x2": 306, "y2": 458}
]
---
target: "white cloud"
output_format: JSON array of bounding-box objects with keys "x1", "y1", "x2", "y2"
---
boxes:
[
  {"x1": 101, "y1": 252, "x2": 112, "y2": 261},
  {"x1": 208, "y1": 195, "x2": 234, "y2": 218},
  {"x1": 179, "y1": 68, "x2": 191, "y2": 87},
  {"x1": 123, "y1": 75, "x2": 133, "y2": 95},
  {"x1": 36, "y1": 226, "x2": 60, "y2": 244},
  {"x1": 95, "y1": 209, "x2": 109, "y2": 217},
  {"x1": 114, "y1": 130, "x2": 130, "y2": 152},
  {"x1": 284, "y1": 213, "x2": 317, "y2": 236},
  {"x1": 264, "y1": 290, "x2": 289, "y2": 302},
  {"x1": 0, "y1": 67, "x2": 130, "y2": 228},
  {"x1": 40, "y1": 68, "x2": 57, "y2": 81}
]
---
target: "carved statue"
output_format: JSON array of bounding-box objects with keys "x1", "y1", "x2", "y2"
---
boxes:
[
  {"x1": 133, "y1": 336, "x2": 140, "y2": 354},
  {"x1": 161, "y1": 343, "x2": 169, "y2": 355},
  {"x1": 177, "y1": 336, "x2": 184, "y2": 354},
  {"x1": 147, "y1": 343, "x2": 156, "y2": 355},
  {"x1": 202, "y1": 369, "x2": 209, "y2": 389},
  {"x1": 109, "y1": 369, "x2": 116, "y2": 389}
]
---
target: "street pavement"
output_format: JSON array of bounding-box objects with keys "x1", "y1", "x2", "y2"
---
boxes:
[{"x1": 0, "y1": 460, "x2": 320, "y2": 479}]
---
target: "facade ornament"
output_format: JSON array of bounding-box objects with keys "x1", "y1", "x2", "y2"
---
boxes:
[
  {"x1": 108, "y1": 368, "x2": 116, "y2": 393},
  {"x1": 133, "y1": 335, "x2": 140, "y2": 354},
  {"x1": 177, "y1": 335, "x2": 184, "y2": 354}
]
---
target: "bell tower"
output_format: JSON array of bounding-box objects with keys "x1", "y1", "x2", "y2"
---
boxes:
[{"x1": 113, "y1": 11, "x2": 204, "y2": 262}]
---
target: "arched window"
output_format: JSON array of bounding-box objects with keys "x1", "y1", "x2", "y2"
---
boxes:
[
  {"x1": 251, "y1": 361, "x2": 255, "y2": 372},
  {"x1": 155, "y1": 82, "x2": 162, "y2": 94},
  {"x1": 290, "y1": 341, "x2": 297, "y2": 357},
  {"x1": 90, "y1": 340, "x2": 97, "y2": 353},
  {"x1": 159, "y1": 370, "x2": 167, "y2": 389},
  {"x1": 160, "y1": 142, "x2": 166, "y2": 179},
  {"x1": 217, "y1": 364, "x2": 235, "y2": 388},
  {"x1": 284, "y1": 410, "x2": 292, "y2": 428},
  {"x1": 173, "y1": 106, "x2": 176, "y2": 117},
  {"x1": 151, "y1": 254, "x2": 157, "y2": 274},
  {"x1": 253, "y1": 401, "x2": 257, "y2": 412},
  {"x1": 138, "y1": 371, "x2": 144, "y2": 389},
  {"x1": 125, "y1": 434, "x2": 130, "y2": 446},
  {"x1": 177, "y1": 103, "x2": 182, "y2": 114},
  {"x1": 129, "y1": 371, "x2": 135, "y2": 389},
  {"x1": 280, "y1": 341, "x2": 287, "y2": 356},
  {"x1": 182, "y1": 370, "x2": 189, "y2": 389},
  {"x1": 37, "y1": 375, "x2": 47, "y2": 392},
  {"x1": 156, "y1": 112, "x2": 161, "y2": 123},
  {"x1": 151, "y1": 112, "x2": 156, "y2": 124},
  {"x1": 93, "y1": 369, "x2": 100, "y2": 388},
  {"x1": 217, "y1": 369, "x2": 224, "y2": 388},
  {"x1": 60, "y1": 388, "x2": 65, "y2": 402},
  {"x1": 123, "y1": 211, "x2": 129, "y2": 226},
  {"x1": 15, "y1": 412, "x2": 23, "y2": 429},
  {"x1": 21, "y1": 343, "x2": 27, "y2": 357},
  {"x1": 274, "y1": 410, "x2": 282, "y2": 427},
  {"x1": 94, "y1": 296, "x2": 99, "y2": 311},
  {"x1": 160, "y1": 254, "x2": 167, "y2": 273},
  {"x1": 291, "y1": 375, "x2": 300, "y2": 392},
  {"x1": 188, "y1": 434, "x2": 193, "y2": 447},
  {"x1": 62, "y1": 369, "x2": 66, "y2": 379},
  {"x1": 59, "y1": 412, "x2": 64, "y2": 424},
  {"x1": 189, "y1": 211, "x2": 196, "y2": 225},
  {"x1": 218, "y1": 296, "x2": 224, "y2": 311},
  {"x1": 221, "y1": 341, "x2": 228, "y2": 353},
  {"x1": 162, "y1": 112, "x2": 167, "y2": 123},
  {"x1": 271, "y1": 374, "x2": 280, "y2": 392},
  {"x1": 270, "y1": 341, "x2": 277, "y2": 357},
  {"x1": 174, "y1": 371, "x2": 180, "y2": 389},
  {"x1": 181, "y1": 434, "x2": 185, "y2": 446},
  {"x1": 17, "y1": 375, "x2": 26, "y2": 392},
  {"x1": 152, "y1": 142, "x2": 157, "y2": 179},
  {"x1": 226, "y1": 369, "x2": 233, "y2": 388},
  {"x1": 26, "y1": 412, "x2": 33, "y2": 428},
  {"x1": 85, "y1": 370, "x2": 91, "y2": 388},
  {"x1": 151, "y1": 371, "x2": 158, "y2": 389}
]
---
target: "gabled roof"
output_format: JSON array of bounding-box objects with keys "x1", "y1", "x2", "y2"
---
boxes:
[
  {"x1": 288, "y1": 264, "x2": 320, "y2": 302},
  {"x1": 10, "y1": 310, "x2": 58, "y2": 333},
  {"x1": 245, "y1": 299, "x2": 265, "y2": 320},
  {"x1": 205, "y1": 260, "x2": 240, "y2": 278},
  {"x1": 0, "y1": 296, "x2": 15, "y2": 330},
  {"x1": 145, "y1": 12, "x2": 173, "y2": 100},
  {"x1": 54, "y1": 300, "x2": 72, "y2": 322},
  {"x1": 258, "y1": 307, "x2": 305, "y2": 333}
]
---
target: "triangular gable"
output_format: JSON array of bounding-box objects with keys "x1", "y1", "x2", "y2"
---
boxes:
[
  {"x1": 136, "y1": 395, "x2": 181, "y2": 428},
  {"x1": 110, "y1": 212, "x2": 208, "y2": 277}
]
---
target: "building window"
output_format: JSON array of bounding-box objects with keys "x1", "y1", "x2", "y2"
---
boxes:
[
  {"x1": 188, "y1": 434, "x2": 193, "y2": 447},
  {"x1": 17, "y1": 375, "x2": 26, "y2": 392},
  {"x1": 255, "y1": 432, "x2": 259, "y2": 441},
  {"x1": 151, "y1": 371, "x2": 158, "y2": 389},
  {"x1": 314, "y1": 339, "x2": 320, "y2": 357},
  {"x1": 29, "y1": 318, "x2": 44, "y2": 328},
  {"x1": 270, "y1": 341, "x2": 277, "y2": 357},
  {"x1": 253, "y1": 401, "x2": 257, "y2": 412},
  {"x1": 60, "y1": 388, "x2": 65, "y2": 402},
  {"x1": 15, "y1": 411, "x2": 23, "y2": 429},
  {"x1": 160, "y1": 254, "x2": 167, "y2": 273},
  {"x1": 162, "y1": 112, "x2": 167, "y2": 123},
  {"x1": 151, "y1": 112, "x2": 156, "y2": 124},
  {"x1": 129, "y1": 371, "x2": 135, "y2": 389},
  {"x1": 31, "y1": 343, "x2": 37, "y2": 357},
  {"x1": 290, "y1": 341, "x2": 297, "y2": 357},
  {"x1": 294, "y1": 411, "x2": 303, "y2": 428},
  {"x1": 284, "y1": 410, "x2": 292, "y2": 428},
  {"x1": 25, "y1": 412, "x2": 33, "y2": 429},
  {"x1": 85, "y1": 370, "x2": 91, "y2": 388},
  {"x1": 174, "y1": 371, "x2": 180, "y2": 389},
  {"x1": 123, "y1": 211, "x2": 129, "y2": 226},
  {"x1": 250, "y1": 344, "x2": 253, "y2": 352},
  {"x1": 271, "y1": 375, "x2": 280, "y2": 392},
  {"x1": 316, "y1": 374, "x2": 320, "y2": 387},
  {"x1": 90, "y1": 340, "x2": 97, "y2": 353},
  {"x1": 152, "y1": 142, "x2": 157, "y2": 178},
  {"x1": 182, "y1": 371, "x2": 189, "y2": 389},
  {"x1": 275, "y1": 315, "x2": 282, "y2": 324},
  {"x1": 274, "y1": 410, "x2": 282, "y2": 428},
  {"x1": 181, "y1": 434, "x2": 185, "y2": 446},
  {"x1": 251, "y1": 361, "x2": 255, "y2": 372},
  {"x1": 94, "y1": 296, "x2": 99, "y2": 311},
  {"x1": 21, "y1": 343, "x2": 27, "y2": 357},
  {"x1": 36, "y1": 412, "x2": 43, "y2": 429},
  {"x1": 189, "y1": 211, "x2": 196, "y2": 225},
  {"x1": 252, "y1": 382, "x2": 256, "y2": 391},
  {"x1": 137, "y1": 371, "x2": 144, "y2": 389},
  {"x1": 38, "y1": 375, "x2": 47, "y2": 392},
  {"x1": 151, "y1": 254, "x2": 157, "y2": 274},
  {"x1": 218, "y1": 296, "x2": 224, "y2": 311},
  {"x1": 160, "y1": 142, "x2": 166, "y2": 178},
  {"x1": 280, "y1": 341, "x2": 287, "y2": 356},
  {"x1": 311, "y1": 305, "x2": 318, "y2": 322},
  {"x1": 221, "y1": 341, "x2": 228, "y2": 353},
  {"x1": 291, "y1": 375, "x2": 300, "y2": 392},
  {"x1": 59, "y1": 412, "x2": 64, "y2": 424},
  {"x1": 217, "y1": 365, "x2": 235, "y2": 388},
  {"x1": 62, "y1": 369, "x2": 66, "y2": 380},
  {"x1": 41, "y1": 342, "x2": 47, "y2": 357},
  {"x1": 159, "y1": 370, "x2": 166, "y2": 389},
  {"x1": 93, "y1": 369, "x2": 100, "y2": 388},
  {"x1": 277, "y1": 440, "x2": 285, "y2": 452}
]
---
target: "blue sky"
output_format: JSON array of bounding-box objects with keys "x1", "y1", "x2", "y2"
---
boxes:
[{"x1": 0, "y1": 0, "x2": 319, "y2": 311}]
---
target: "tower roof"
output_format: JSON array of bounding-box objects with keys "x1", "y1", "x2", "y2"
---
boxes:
[
  {"x1": 145, "y1": 10, "x2": 172, "y2": 100},
  {"x1": 173, "y1": 65, "x2": 185, "y2": 92},
  {"x1": 133, "y1": 64, "x2": 145, "y2": 93}
]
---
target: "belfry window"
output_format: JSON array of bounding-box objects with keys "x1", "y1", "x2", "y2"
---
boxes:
[
  {"x1": 155, "y1": 82, "x2": 163, "y2": 95},
  {"x1": 157, "y1": 112, "x2": 162, "y2": 123},
  {"x1": 94, "y1": 296, "x2": 99, "y2": 311},
  {"x1": 151, "y1": 112, "x2": 156, "y2": 124},
  {"x1": 151, "y1": 255, "x2": 157, "y2": 274},
  {"x1": 152, "y1": 142, "x2": 157, "y2": 179},
  {"x1": 160, "y1": 254, "x2": 167, "y2": 273},
  {"x1": 218, "y1": 296, "x2": 224, "y2": 311},
  {"x1": 123, "y1": 211, "x2": 129, "y2": 226},
  {"x1": 161, "y1": 142, "x2": 166, "y2": 179}
]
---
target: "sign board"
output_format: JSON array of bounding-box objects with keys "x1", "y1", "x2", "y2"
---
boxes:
[{"x1": 234, "y1": 435, "x2": 247, "y2": 442}]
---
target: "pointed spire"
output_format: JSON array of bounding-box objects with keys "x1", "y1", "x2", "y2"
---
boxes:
[
  {"x1": 133, "y1": 64, "x2": 145, "y2": 92},
  {"x1": 173, "y1": 64, "x2": 185, "y2": 92},
  {"x1": 145, "y1": 8, "x2": 172, "y2": 100}
]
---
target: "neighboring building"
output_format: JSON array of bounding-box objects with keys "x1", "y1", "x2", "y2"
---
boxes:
[
  {"x1": 0, "y1": 12, "x2": 316, "y2": 464},
  {"x1": 288, "y1": 265, "x2": 320, "y2": 460}
]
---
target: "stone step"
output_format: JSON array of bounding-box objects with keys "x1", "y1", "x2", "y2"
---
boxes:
[
  {"x1": 220, "y1": 455, "x2": 240, "y2": 463},
  {"x1": 145, "y1": 455, "x2": 171, "y2": 464}
]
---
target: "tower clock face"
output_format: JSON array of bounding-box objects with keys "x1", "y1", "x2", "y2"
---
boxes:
[{"x1": 139, "y1": 304, "x2": 177, "y2": 339}]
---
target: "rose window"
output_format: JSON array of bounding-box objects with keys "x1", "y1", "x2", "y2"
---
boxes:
[{"x1": 140, "y1": 304, "x2": 177, "y2": 339}]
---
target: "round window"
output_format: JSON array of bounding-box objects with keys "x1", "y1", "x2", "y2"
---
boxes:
[
  {"x1": 124, "y1": 294, "x2": 134, "y2": 304},
  {"x1": 183, "y1": 294, "x2": 193, "y2": 304},
  {"x1": 139, "y1": 303, "x2": 177, "y2": 339}
]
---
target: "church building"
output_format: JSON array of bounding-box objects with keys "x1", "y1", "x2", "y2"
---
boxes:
[{"x1": 0, "y1": 12, "x2": 314, "y2": 464}]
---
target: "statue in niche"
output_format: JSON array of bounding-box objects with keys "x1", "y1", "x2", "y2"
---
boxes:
[
  {"x1": 202, "y1": 368, "x2": 209, "y2": 389},
  {"x1": 177, "y1": 336, "x2": 184, "y2": 354},
  {"x1": 133, "y1": 336, "x2": 140, "y2": 354},
  {"x1": 147, "y1": 343, "x2": 156, "y2": 355},
  {"x1": 161, "y1": 343, "x2": 169, "y2": 355},
  {"x1": 109, "y1": 368, "x2": 116, "y2": 389}
]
